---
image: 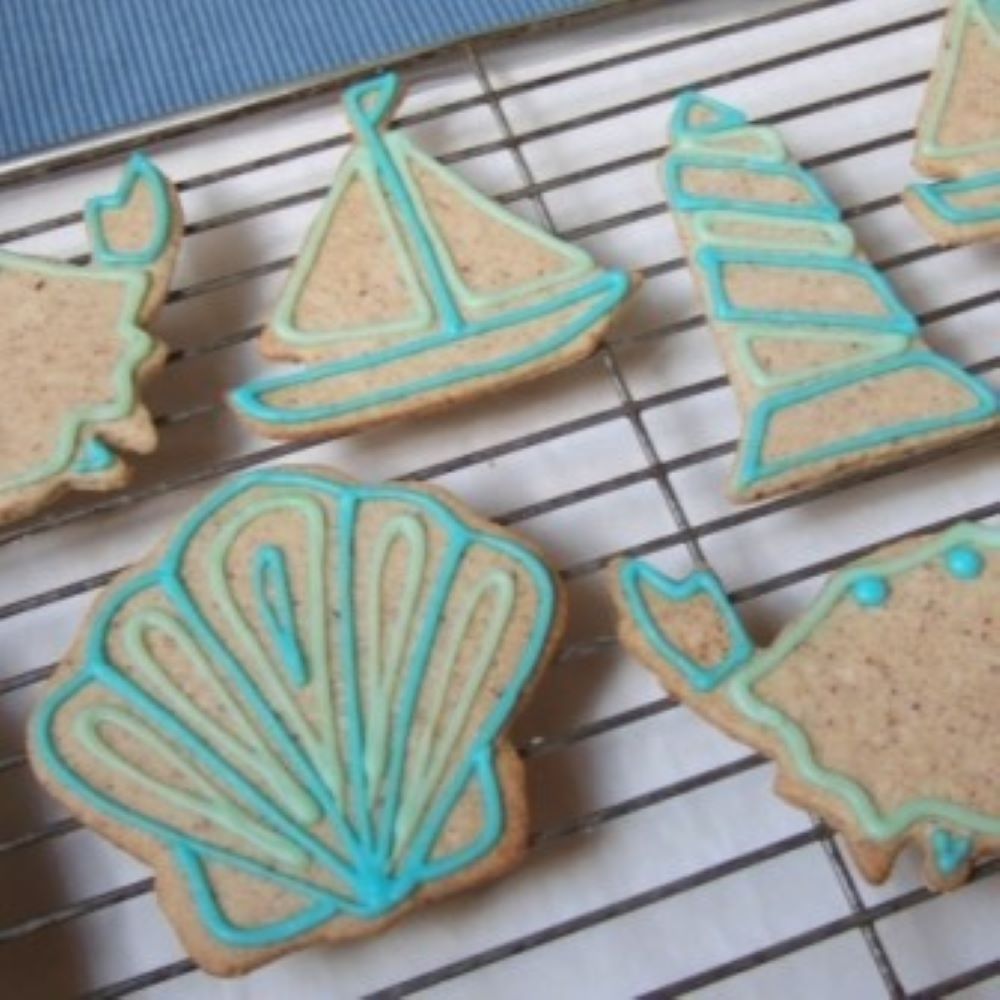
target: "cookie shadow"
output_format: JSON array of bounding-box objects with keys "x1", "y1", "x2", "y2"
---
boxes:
[{"x1": 0, "y1": 696, "x2": 92, "y2": 999}]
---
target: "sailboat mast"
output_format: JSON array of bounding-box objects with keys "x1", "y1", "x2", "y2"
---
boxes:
[{"x1": 345, "y1": 75, "x2": 465, "y2": 336}]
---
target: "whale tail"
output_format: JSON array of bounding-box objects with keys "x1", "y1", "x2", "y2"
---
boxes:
[{"x1": 610, "y1": 559, "x2": 756, "y2": 698}]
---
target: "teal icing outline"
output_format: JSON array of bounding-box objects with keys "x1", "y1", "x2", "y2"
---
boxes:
[
  {"x1": 724, "y1": 523, "x2": 1000, "y2": 849},
  {"x1": 0, "y1": 255, "x2": 154, "y2": 495},
  {"x1": 618, "y1": 523, "x2": 1000, "y2": 863},
  {"x1": 696, "y1": 247, "x2": 920, "y2": 334},
  {"x1": 661, "y1": 90, "x2": 998, "y2": 496},
  {"x1": 232, "y1": 272, "x2": 628, "y2": 424},
  {"x1": 931, "y1": 829, "x2": 974, "y2": 876},
  {"x1": 84, "y1": 153, "x2": 174, "y2": 268},
  {"x1": 252, "y1": 545, "x2": 310, "y2": 688},
  {"x1": 917, "y1": 0, "x2": 1000, "y2": 163},
  {"x1": 665, "y1": 154, "x2": 840, "y2": 221},
  {"x1": 674, "y1": 125, "x2": 788, "y2": 162},
  {"x1": 232, "y1": 73, "x2": 629, "y2": 428},
  {"x1": 737, "y1": 353, "x2": 998, "y2": 489},
  {"x1": 670, "y1": 92, "x2": 747, "y2": 143},
  {"x1": 71, "y1": 439, "x2": 119, "y2": 476},
  {"x1": 907, "y1": 171, "x2": 1000, "y2": 227},
  {"x1": 31, "y1": 468, "x2": 559, "y2": 949},
  {"x1": 733, "y1": 326, "x2": 910, "y2": 390},
  {"x1": 692, "y1": 211, "x2": 856, "y2": 255},
  {"x1": 617, "y1": 560, "x2": 755, "y2": 693}
]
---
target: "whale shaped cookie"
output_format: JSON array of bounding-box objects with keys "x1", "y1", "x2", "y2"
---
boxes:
[
  {"x1": 0, "y1": 154, "x2": 182, "y2": 525},
  {"x1": 611, "y1": 522, "x2": 1000, "y2": 891}
]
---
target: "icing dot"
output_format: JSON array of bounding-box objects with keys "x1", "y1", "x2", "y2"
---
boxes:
[
  {"x1": 945, "y1": 545, "x2": 984, "y2": 580},
  {"x1": 851, "y1": 575, "x2": 889, "y2": 608}
]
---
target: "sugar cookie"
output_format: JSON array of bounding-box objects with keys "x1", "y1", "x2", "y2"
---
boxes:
[{"x1": 30, "y1": 465, "x2": 565, "y2": 975}]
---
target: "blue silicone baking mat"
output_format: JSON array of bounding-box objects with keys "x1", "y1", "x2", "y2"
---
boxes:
[{"x1": 0, "y1": 0, "x2": 614, "y2": 160}]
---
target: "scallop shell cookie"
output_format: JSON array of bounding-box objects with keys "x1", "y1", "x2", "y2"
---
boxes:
[
  {"x1": 29, "y1": 465, "x2": 565, "y2": 975},
  {"x1": 229, "y1": 72, "x2": 636, "y2": 441},
  {"x1": 610, "y1": 522, "x2": 1000, "y2": 892},
  {"x1": 662, "y1": 92, "x2": 999, "y2": 503},
  {"x1": 0, "y1": 154, "x2": 182, "y2": 525},
  {"x1": 904, "y1": 0, "x2": 1000, "y2": 245}
]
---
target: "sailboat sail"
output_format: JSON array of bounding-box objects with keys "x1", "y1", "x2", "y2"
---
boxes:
[
  {"x1": 664, "y1": 91, "x2": 999, "y2": 501},
  {"x1": 233, "y1": 73, "x2": 632, "y2": 438},
  {"x1": 278, "y1": 156, "x2": 431, "y2": 348},
  {"x1": 905, "y1": 0, "x2": 1000, "y2": 242},
  {"x1": 396, "y1": 143, "x2": 590, "y2": 306}
]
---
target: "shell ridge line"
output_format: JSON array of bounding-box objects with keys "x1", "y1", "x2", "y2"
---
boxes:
[
  {"x1": 372, "y1": 535, "x2": 467, "y2": 875},
  {"x1": 121, "y1": 606, "x2": 320, "y2": 826},
  {"x1": 198, "y1": 492, "x2": 365, "y2": 856},
  {"x1": 31, "y1": 467, "x2": 560, "y2": 947}
]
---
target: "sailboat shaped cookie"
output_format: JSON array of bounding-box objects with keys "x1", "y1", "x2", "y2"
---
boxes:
[
  {"x1": 231, "y1": 74, "x2": 634, "y2": 440},
  {"x1": 664, "y1": 92, "x2": 999, "y2": 502},
  {"x1": 611, "y1": 523, "x2": 1000, "y2": 891},
  {"x1": 904, "y1": 0, "x2": 1000, "y2": 244},
  {"x1": 0, "y1": 155, "x2": 182, "y2": 525}
]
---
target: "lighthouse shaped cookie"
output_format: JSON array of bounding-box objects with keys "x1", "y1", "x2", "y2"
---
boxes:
[
  {"x1": 230, "y1": 73, "x2": 634, "y2": 441},
  {"x1": 0, "y1": 154, "x2": 182, "y2": 524},
  {"x1": 611, "y1": 522, "x2": 1000, "y2": 892},
  {"x1": 904, "y1": 0, "x2": 1000, "y2": 245},
  {"x1": 663, "y1": 92, "x2": 998, "y2": 503}
]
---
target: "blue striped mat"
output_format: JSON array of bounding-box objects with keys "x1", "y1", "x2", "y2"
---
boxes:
[{"x1": 0, "y1": 0, "x2": 611, "y2": 161}]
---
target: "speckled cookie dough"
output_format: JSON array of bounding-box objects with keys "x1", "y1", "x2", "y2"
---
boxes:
[
  {"x1": 611, "y1": 521, "x2": 1000, "y2": 892},
  {"x1": 229, "y1": 73, "x2": 636, "y2": 442},
  {"x1": 0, "y1": 154, "x2": 182, "y2": 525},
  {"x1": 904, "y1": 0, "x2": 1000, "y2": 244},
  {"x1": 662, "y1": 91, "x2": 999, "y2": 503},
  {"x1": 29, "y1": 465, "x2": 566, "y2": 975}
]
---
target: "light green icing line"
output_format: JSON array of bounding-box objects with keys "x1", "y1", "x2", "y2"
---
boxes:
[
  {"x1": 727, "y1": 521, "x2": 1000, "y2": 842},
  {"x1": 392, "y1": 567, "x2": 516, "y2": 858},
  {"x1": 33, "y1": 468, "x2": 560, "y2": 942},
  {"x1": 363, "y1": 514, "x2": 428, "y2": 805},
  {"x1": 206, "y1": 495, "x2": 347, "y2": 806},
  {"x1": 733, "y1": 327, "x2": 911, "y2": 389},
  {"x1": 122, "y1": 608, "x2": 320, "y2": 826},
  {"x1": 692, "y1": 211, "x2": 856, "y2": 255},
  {"x1": 391, "y1": 136, "x2": 593, "y2": 314},
  {"x1": 675, "y1": 125, "x2": 788, "y2": 162},
  {"x1": 918, "y1": 0, "x2": 1000, "y2": 163},
  {"x1": 75, "y1": 703, "x2": 308, "y2": 869},
  {"x1": 271, "y1": 148, "x2": 434, "y2": 348},
  {"x1": 271, "y1": 129, "x2": 597, "y2": 351},
  {"x1": 0, "y1": 254, "x2": 153, "y2": 495}
]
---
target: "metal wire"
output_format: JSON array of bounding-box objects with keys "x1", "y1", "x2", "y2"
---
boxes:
[{"x1": 0, "y1": 0, "x2": 997, "y2": 997}]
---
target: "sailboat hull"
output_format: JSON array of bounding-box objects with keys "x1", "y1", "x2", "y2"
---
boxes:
[
  {"x1": 904, "y1": 171, "x2": 1000, "y2": 246},
  {"x1": 230, "y1": 271, "x2": 630, "y2": 439},
  {"x1": 663, "y1": 92, "x2": 1000, "y2": 503}
]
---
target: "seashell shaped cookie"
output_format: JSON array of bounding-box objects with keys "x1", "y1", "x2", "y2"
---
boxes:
[
  {"x1": 611, "y1": 523, "x2": 1000, "y2": 891},
  {"x1": 0, "y1": 154, "x2": 182, "y2": 525},
  {"x1": 30, "y1": 466, "x2": 564, "y2": 975}
]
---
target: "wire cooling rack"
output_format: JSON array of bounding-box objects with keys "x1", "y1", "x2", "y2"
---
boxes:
[{"x1": 0, "y1": 0, "x2": 998, "y2": 996}]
